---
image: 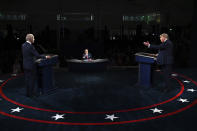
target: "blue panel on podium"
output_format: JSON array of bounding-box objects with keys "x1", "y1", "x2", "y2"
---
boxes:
[
  {"x1": 135, "y1": 52, "x2": 156, "y2": 88},
  {"x1": 135, "y1": 55, "x2": 155, "y2": 64},
  {"x1": 36, "y1": 54, "x2": 58, "y2": 94}
]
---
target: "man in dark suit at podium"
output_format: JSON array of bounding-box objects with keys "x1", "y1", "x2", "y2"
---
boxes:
[
  {"x1": 144, "y1": 33, "x2": 174, "y2": 92},
  {"x1": 82, "y1": 49, "x2": 92, "y2": 60},
  {"x1": 22, "y1": 34, "x2": 50, "y2": 97}
]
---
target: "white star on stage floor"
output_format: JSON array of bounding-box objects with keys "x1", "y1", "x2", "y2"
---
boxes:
[
  {"x1": 0, "y1": 80, "x2": 4, "y2": 83},
  {"x1": 178, "y1": 98, "x2": 189, "y2": 103},
  {"x1": 11, "y1": 107, "x2": 24, "y2": 113},
  {"x1": 150, "y1": 108, "x2": 163, "y2": 114},
  {"x1": 105, "y1": 114, "x2": 119, "y2": 121},
  {"x1": 187, "y1": 89, "x2": 197, "y2": 92},
  {"x1": 51, "y1": 114, "x2": 65, "y2": 120},
  {"x1": 171, "y1": 74, "x2": 178, "y2": 77},
  {"x1": 183, "y1": 80, "x2": 190, "y2": 83}
]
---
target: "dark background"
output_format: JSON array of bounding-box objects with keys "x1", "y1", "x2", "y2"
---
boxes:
[{"x1": 0, "y1": 0, "x2": 196, "y2": 74}]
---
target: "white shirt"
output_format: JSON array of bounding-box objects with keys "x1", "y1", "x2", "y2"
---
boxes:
[{"x1": 26, "y1": 41, "x2": 32, "y2": 44}]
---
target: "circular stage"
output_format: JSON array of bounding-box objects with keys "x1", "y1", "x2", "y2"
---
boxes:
[{"x1": 0, "y1": 68, "x2": 197, "y2": 126}]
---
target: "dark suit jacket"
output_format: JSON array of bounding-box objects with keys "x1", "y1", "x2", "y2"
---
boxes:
[
  {"x1": 22, "y1": 42, "x2": 45, "y2": 70},
  {"x1": 82, "y1": 53, "x2": 92, "y2": 60},
  {"x1": 150, "y1": 40, "x2": 173, "y2": 65}
]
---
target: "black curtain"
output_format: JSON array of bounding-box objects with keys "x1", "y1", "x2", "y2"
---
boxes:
[{"x1": 190, "y1": 0, "x2": 197, "y2": 67}]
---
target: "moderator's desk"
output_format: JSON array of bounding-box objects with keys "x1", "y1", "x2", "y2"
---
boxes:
[{"x1": 66, "y1": 59, "x2": 109, "y2": 72}]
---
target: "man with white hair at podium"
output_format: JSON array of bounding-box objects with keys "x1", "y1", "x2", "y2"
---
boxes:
[
  {"x1": 143, "y1": 33, "x2": 174, "y2": 92},
  {"x1": 22, "y1": 34, "x2": 51, "y2": 97}
]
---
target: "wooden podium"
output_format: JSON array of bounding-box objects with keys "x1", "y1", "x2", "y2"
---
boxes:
[
  {"x1": 135, "y1": 52, "x2": 157, "y2": 88},
  {"x1": 36, "y1": 54, "x2": 58, "y2": 94}
]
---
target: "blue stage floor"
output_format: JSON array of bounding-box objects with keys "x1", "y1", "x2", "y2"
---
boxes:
[{"x1": 0, "y1": 67, "x2": 197, "y2": 131}]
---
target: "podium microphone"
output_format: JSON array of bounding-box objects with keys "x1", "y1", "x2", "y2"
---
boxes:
[{"x1": 37, "y1": 44, "x2": 47, "y2": 54}]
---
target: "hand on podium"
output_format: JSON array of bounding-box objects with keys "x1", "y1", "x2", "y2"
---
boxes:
[{"x1": 143, "y1": 41, "x2": 150, "y2": 46}]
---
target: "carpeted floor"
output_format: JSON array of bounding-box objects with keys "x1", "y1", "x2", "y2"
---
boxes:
[{"x1": 0, "y1": 67, "x2": 197, "y2": 131}]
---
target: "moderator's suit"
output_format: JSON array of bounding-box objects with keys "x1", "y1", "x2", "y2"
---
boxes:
[
  {"x1": 150, "y1": 40, "x2": 174, "y2": 88},
  {"x1": 22, "y1": 42, "x2": 45, "y2": 96},
  {"x1": 82, "y1": 53, "x2": 92, "y2": 60}
]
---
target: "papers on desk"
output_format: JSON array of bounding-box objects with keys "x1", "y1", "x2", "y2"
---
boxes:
[{"x1": 35, "y1": 58, "x2": 42, "y2": 63}]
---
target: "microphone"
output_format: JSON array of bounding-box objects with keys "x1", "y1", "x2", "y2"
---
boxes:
[{"x1": 37, "y1": 44, "x2": 47, "y2": 53}]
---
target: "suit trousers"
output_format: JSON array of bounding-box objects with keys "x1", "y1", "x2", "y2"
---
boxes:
[
  {"x1": 24, "y1": 69, "x2": 37, "y2": 96},
  {"x1": 161, "y1": 64, "x2": 172, "y2": 88}
]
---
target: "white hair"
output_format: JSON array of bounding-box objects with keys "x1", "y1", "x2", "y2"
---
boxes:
[
  {"x1": 160, "y1": 33, "x2": 169, "y2": 39},
  {"x1": 26, "y1": 34, "x2": 34, "y2": 41}
]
